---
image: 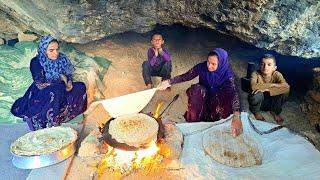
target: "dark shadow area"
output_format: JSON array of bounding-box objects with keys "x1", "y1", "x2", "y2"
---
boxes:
[
  {"x1": 148, "y1": 24, "x2": 320, "y2": 94},
  {"x1": 98, "y1": 23, "x2": 320, "y2": 95}
]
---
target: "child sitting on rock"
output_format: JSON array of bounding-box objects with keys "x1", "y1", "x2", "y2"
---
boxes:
[
  {"x1": 142, "y1": 32, "x2": 172, "y2": 89},
  {"x1": 248, "y1": 54, "x2": 290, "y2": 124}
]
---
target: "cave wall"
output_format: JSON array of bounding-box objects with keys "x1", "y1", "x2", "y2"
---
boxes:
[{"x1": 0, "y1": 0, "x2": 319, "y2": 58}]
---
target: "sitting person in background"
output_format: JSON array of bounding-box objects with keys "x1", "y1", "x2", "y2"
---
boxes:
[
  {"x1": 11, "y1": 35, "x2": 87, "y2": 131},
  {"x1": 158, "y1": 48, "x2": 243, "y2": 137},
  {"x1": 142, "y1": 32, "x2": 172, "y2": 89},
  {"x1": 248, "y1": 54, "x2": 290, "y2": 124}
]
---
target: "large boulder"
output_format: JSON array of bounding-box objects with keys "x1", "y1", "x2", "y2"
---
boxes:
[{"x1": 0, "y1": 0, "x2": 319, "y2": 58}]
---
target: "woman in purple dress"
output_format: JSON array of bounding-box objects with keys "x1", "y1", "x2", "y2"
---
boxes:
[
  {"x1": 158, "y1": 48, "x2": 243, "y2": 136},
  {"x1": 11, "y1": 35, "x2": 87, "y2": 131}
]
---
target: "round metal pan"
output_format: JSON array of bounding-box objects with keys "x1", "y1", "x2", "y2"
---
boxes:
[
  {"x1": 11, "y1": 141, "x2": 76, "y2": 169},
  {"x1": 99, "y1": 94, "x2": 178, "y2": 151},
  {"x1": 99, "y1": 115, "x2": 165, "y2": 151}
]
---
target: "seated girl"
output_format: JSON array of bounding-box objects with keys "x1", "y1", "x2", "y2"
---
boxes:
[
  {"x1": 158, "y1": 48, "x2": 243, "y2": 136},
  {"x1": 11, "y1": 35, "x2": 87, "y2": 131}
]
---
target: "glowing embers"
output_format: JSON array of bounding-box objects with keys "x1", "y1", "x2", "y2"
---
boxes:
[{"x1": 96, "y1": 140, "x2": 164, "y2": 177}]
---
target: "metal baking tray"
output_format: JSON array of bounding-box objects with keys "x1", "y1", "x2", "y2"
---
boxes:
[{"x1": 11, "y1": 141, "x2": 76, "y2": 169}]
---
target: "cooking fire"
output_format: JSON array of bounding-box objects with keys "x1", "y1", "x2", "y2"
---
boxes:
[
  {"x1": 95, "y1": 111, "x2": 172, "y2": 177},
  {"x1": 96, "y1": 140, "x2": 165, "y2": 177}
]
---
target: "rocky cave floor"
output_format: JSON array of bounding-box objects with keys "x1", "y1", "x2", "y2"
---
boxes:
[{"x1": 75, "y1": 25, "x2": 320, "y2": 151}]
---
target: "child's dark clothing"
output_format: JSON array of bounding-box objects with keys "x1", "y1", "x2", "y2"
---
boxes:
[{"x1": 142, "y1": 48, "x2": 171, "y2": 85}]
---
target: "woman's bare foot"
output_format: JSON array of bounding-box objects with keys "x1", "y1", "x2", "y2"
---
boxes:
[
  {"x1": 270, "y1": 111, "x2": 284, "y2": 124},
  {"x1": 254, "y1": 112, "x2": 266, "y2": 121}
]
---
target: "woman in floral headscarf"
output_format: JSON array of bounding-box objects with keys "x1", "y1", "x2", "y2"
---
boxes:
[
  {"x1": 11, "y1": 35, "x2": 87, "y2": 131},
  {"x1": 158, "y1": 48, "x2": 243, "y2": 136}
]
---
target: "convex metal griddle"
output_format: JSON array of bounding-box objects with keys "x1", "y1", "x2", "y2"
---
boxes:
[{"x1": 99, "y1": 94, "x2": 179, "y2": 151}]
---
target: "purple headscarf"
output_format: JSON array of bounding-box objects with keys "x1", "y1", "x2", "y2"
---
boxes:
[{"x1": 198, "y1": 48, "x2": 234, "y2": 94}]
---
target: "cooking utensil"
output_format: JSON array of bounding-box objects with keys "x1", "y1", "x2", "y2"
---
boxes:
[
  {"x1": 99, "y1": 117, "x2": 146, "y2": 151},
  {"x1": 159, "y1": 94, "x2": 179, "y2": 117},
  {"x1": 247, "y1": 113, "x2": 284, "y2": 135},
  {"x1": 11, "y1": 141, "x2": 76, "y2": 169},
  {"x1": 99, "y1": 114, "x2": 165, "y2": 151},
  {"x1": 99, "y1": 95, "x2": 179, "y2": 151},
  {"x1": 99, "y1": 88, "x2": 158, "y2": 117},
  {"x1": 247, "y1": 113, "x2": 317, "y2": 146}
]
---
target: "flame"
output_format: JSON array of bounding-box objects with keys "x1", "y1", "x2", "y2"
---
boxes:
[
  {"x1": 96, "y1": 102, "x2": 166, "y2": 178},
  {"x1": 154, "y1": 102, "x2": 163, "y2": 119},
  {"x1": 96, "y1": 140, "x2": 163, "y2": 177},
  {"x1": 113, "y1": 140, "x2": 159, "y2": 165}
]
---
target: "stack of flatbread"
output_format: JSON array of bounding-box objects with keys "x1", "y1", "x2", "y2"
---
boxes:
[
  {"x1": 11, "y1": 126, "x2": 78, "y2": 156},
  {"x1": 108, "y1": 113, "x2": 159, "y2": 148},
  {"x1": 203, "y1": 128, "x2": 262, "y2": 167}
]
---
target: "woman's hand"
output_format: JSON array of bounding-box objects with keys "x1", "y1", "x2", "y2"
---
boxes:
[
  {"x1": 66, "y1": 80, "x2": 73, "y2": 91},
  {"x1": 60, "y1": 74, "x2": 68, "y2": 84},
  {"x1": 60, "y1": 74, "x2": 72, "y2": 91},
  {"x1": 231, "y1": 112, "x2": 243, "y2": 137},
  {"x1": 157, "y1": 80, "x2": 171, "y2": 90}
]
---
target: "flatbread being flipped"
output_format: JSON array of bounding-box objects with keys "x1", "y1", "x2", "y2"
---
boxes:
[
  {"x1": 203, "y1": 128, "x2": 262, "y2": 167},
  {"x1": 11, "y1": 126, "x2": 77, "y2": 156},
  {"x1": 109, "y1": 113, "x2": 159, "y2": 148}
]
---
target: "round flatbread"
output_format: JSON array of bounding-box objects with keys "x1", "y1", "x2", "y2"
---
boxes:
[
  {"x1": 11, "y1": 126, "x2": 77, "y2": 156},
  {"x1": 203, "y1": 128, "x2": 262, "y2": 167},
  {"x1": 109, "y1": 113, "x2": 159, "y2": 147}
]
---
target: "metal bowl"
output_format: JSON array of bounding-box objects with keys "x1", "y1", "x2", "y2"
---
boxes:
[{"x1": 11, "y1": 141, "x2": 76, "y2": 169}]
